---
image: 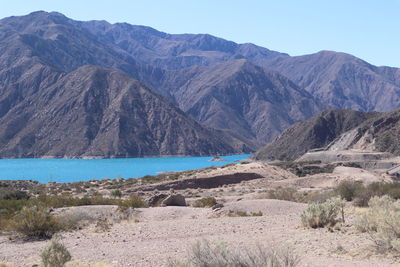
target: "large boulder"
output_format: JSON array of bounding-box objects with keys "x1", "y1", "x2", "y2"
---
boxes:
[
  {"x1": 146, "y1": 193, "x2": 168, "y2": 206},
  {"x1": 161, "y1": 194, "x2": 186, "y2": 206}
]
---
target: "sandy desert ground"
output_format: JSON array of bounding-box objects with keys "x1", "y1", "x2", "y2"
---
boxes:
[{"x1": 1, "y1": 161, "x2": 399, "y2": 266}]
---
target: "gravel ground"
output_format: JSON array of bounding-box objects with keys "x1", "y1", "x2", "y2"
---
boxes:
[{"x1": 1, "y1": 199, "x2": 398, "y2": 267}]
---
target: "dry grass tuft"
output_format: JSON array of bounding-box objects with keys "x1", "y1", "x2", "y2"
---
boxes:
[
  {"x1": 301, "y1": 197, "x2": 345, "y2": 228},
  {"x1": 356, "y1": 195, "x2": 400, "y2": 254},
  {"x1": 168, "y1": 239, "x2": 300, "y2": 267}
]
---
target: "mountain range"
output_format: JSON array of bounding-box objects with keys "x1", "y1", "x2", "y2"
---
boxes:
[{"x1": 0, "y1": 11, "x2": 399, "y2": 157}]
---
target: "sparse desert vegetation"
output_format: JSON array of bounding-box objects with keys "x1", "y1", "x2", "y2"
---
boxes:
[
  {"x1": 301, "y1": 197, "x2": 345, "y2": 228},
  {"x1": 356, "y1": 196, "x2": 400, "y2": 254},
  {"x1": 41, "y1": 236, "x2": 72, "y2": 267},
  {"x1": 1, "y1": 162, "x2": 400, "y2": 266},
  {"x1": 168, "y1": 239, "x2": 300, "y2": 267}
]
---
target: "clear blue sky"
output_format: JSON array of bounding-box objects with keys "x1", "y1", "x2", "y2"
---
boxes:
[{"x1": 0, "y1": 0, "x2": 399, "y2": 67}]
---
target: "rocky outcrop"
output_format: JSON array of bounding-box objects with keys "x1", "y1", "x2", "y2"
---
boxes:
[
  {"x1": 325, "y1": 109, "x2": 400, "y2": 155},
  {"x1": 161, "y1": 194, "x2": 186, "y2": 206},
  {"x1": 254, "y1": 110, "x2": 379, "y2": 161}
]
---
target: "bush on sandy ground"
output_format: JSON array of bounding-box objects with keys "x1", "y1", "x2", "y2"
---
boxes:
[
  {"x1": 41, "y1": 236, "x2": 72, "y2": 267},
  {"x1": 335, "y1": 181, "x2": 364, "y2": 201},
  {"x1": 57, "y1": 211, "x2": 97, "y2": 231},
  {"x1": 301, "y1": 197, "x2": 345, "y2": 228},
  {"x1": 193, "y1": 197, "x2": 217, "y2": 208},
  {"x1": 265, "y1": 187, "x2": 298, "y2": 202},
  {"x1": 110, "y1": 189, "x2": 122, "y2": 198},
  {"x1": 118, "y1": 195, "x2": 146, "y2": 209},
  {"x1": 168, "y1": 239, "x2": 300, "y2": 267},
  {"x1": 227, "y1": 210, "x2": 263, "y2": 217},
  {"x1": 95, "y1": 217, "x2": 113, "y2": 232},
  {"x1": 357, "y1": 196, "x2": 400, "y2": 254},
  {"x1": 335, "y1": 181, "x2": 400, "y2": 207},
  {"x1": 9, "y1": 205, "x2": 62, "y2": 239}
]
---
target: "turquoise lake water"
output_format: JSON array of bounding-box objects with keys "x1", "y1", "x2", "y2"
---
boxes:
[{"x1": 0, "y1": 154, "x2": 250, "y2": 183}]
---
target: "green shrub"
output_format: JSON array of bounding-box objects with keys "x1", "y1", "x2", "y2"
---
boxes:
[
  {"x1": 41, "y1": 236, "x2": 72, "y2": 267},
  {"x1": 227, "y1": 210, "x2": 263, "y2": 217},
  {"x1": 0, "y1": 189, "x2": 29, "y2": 200},
  {"x1": 110, "y1": 189, "x2": 122, "y2": 198},
  {"x1": 266, "y1": 187, "x2": 298, "y2": 202},
  {"x1": 335, "y1": 181, "x2": 363, "y2": 201},
  {"x1": 356, "y1": 196, "x2": 400, "y2": 254},
  {"x1": 301, "y1": 197, "x2": 345, "y2": 228},
  {"x1": 332, "y1": 182, "x2": 400, "y2": 207},
  {"x1": 168, "y1": 239, "x2": 300, "y2": 267},
  {"x1": 193, "y1": 197, "x2": 217, "y2": 208},
  {"x1": 10, "y1": 205, "x2": 62, "y2": 239},
  {"x1": 118, "y1": 195, "x2": 146, "y2": 211}
]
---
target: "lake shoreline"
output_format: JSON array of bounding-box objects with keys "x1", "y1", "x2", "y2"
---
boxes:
[{"x1": 0, "y1": 152, "x2": 250, "y2": 160}]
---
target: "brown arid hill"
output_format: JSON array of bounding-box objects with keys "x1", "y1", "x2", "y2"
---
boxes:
[
  {"x1": 0, "y1": 65, "x2": 249, "y2": 158},
  {"x1": 266, "y1": 51, "x2": 400, "y2": 112},
  {"x1": 1, "y1": 11, "x2": 400, "y2": 158},
  {"x1": 253, "y1": 109, "x2": 379, "y2": 161},
  {"x1": 160, "y1": 59, "x2": 320, "y2": 145},
  {"x1": 324, "y1": 108, "x2": 400, "y2": 155}
]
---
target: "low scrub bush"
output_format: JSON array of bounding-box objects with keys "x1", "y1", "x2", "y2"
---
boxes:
[
  {"x1": 9, "y1": 205, "x2": 62, "y2": 239},
  {"x1": 333, "y1": 182, "x2": 400, "y2": 207},
  {"x1": 57, "y1": 211, "x2": 95, "y2": 231},
  {"x1": 118, "y1": 195, "x2": 146, "y2": 210},
  {"x1": 41, "y1": 236, "x2": 72, "y2": 267},
  {"x1": 168, "y1": 239, "x2": 300, "y2": 267},
  {"x1": 0, "y1": 189, "x2": 29, "y2": 200},
  {"x1": 95, "y1": 218, "x2": 112, "y2": 232},
  {"x1": 335, "y1": 181, "x2": 364, "y2": 201},
  {"x1": 227, "y1": 210, "x2": 263, "y2": 217},
  {"x1": 266, "y1": 187, "x2": 298, "y2": 202},
  {"x1": 356, "y1": 196, "x2": 400, "y2": 254},
  {"x1": 110, "y1": 189, "x2": 122, "y2": 198},
  {"x1": 193, "y1": 197, "x2": 217, "y2": 208},
  {"x1": 301, "y1": 197, "x2": 345, "y2": 228}
]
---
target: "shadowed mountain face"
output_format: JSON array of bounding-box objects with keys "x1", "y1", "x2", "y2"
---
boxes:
[
  {"x1": 161, "y1": 60, "x2": 320, "y2": 145},
  {"x1": 0, "y1": 66, "x2": 244, "y2": 158},
  {"x1": 253, "y1": 110, "x2": 379, "y2": 161},
  {"x1": 0, "y1": 11, "x2": 400, "y2": 158}
]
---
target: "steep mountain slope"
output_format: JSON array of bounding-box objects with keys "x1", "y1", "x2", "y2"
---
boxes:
[
  {"x1": 1, "y1": 11, "x2": 400, "y2": 158},
  {"x1": 324, "y1": 109, "x2": 400, "y2": 155},
  {"x1": 266, "y1": 51, "x2": 400, "y2": 112},
  {"x1": 78, "y1": 19, "x2": 400, "y2": 114},
  {"x1": 0, "y1": 66, "x2": 245, "y2": 158},
  {"x1": 161, "y1": 59, "x2": 320, "y2": 145},
  {"x1": 78, "y1": 20, "x2": 287, "y2": 70},
  {"x1": 254, "y1": 109, "x2": 379, "y2": 161},
  {"x1": 0, "y1": 11, "x2": 170, "y2": 98}
]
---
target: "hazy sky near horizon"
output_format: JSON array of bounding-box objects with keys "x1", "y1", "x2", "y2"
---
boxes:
[{"x1": 0, "y1": 0, "x2": 398, "y2": 67}]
